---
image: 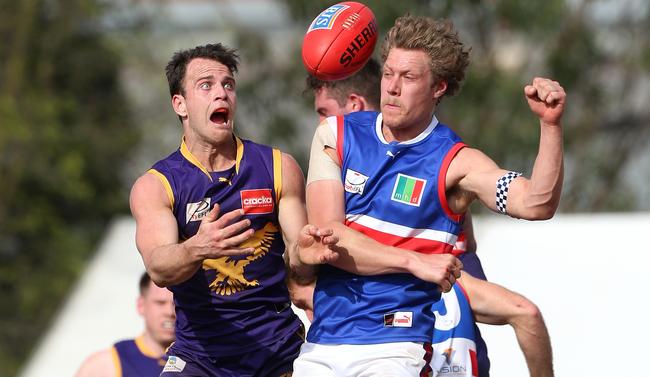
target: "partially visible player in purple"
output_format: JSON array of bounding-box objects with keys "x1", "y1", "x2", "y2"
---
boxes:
[
  {"x1": 130, "y1": 43, "x2": 336, "y2": 377},
  {"x1": 75, "y1": 272, "x2": 175, "y2": 377}
]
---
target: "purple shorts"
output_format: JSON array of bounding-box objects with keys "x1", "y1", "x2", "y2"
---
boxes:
[{"x1": 160, "y1": 325, "x2": 304, "y2": 377}]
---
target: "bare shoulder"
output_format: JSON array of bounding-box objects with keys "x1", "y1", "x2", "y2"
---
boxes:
[
  {"x1": 281, "y1": 152, "x2": 306, "y2": 194},
  {"x1": 447, "y1": 147, "x2": 499, "y2": 186},
  {"x1": 281, "y1": 152, "x2": 302, "y2": 172},
  {"x1": 74, "y1": 348, "x2": 116, "y2": 377},
  {"x1": 129, "y1": 172, "x2": 172, "y2": 215}
]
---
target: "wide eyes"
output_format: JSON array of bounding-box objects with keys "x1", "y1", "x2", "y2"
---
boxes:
[{"x1": 198, "y1": 81, "x2": 235, "y2": 90}]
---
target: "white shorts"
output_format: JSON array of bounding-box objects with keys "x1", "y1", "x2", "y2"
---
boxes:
[{"x1": 292, "y1": 341, "x2": 430, "y2": 377}]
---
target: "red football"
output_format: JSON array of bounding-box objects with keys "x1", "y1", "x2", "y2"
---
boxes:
[{"x1": 302, "y1": 2, "x2": 378, "y2": 81}]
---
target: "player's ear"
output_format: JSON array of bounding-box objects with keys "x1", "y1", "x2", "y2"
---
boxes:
[
  {"x1": 136, "y1": 295, "x2": 145, "y2": 316},
  {"x1": 172, "y1": 94, "x2": 188, "y2": 118},
  {"x1": 347, "y1": 93, "x2": 366, "y2": 112},
  {"x1": 432, "y1": 80, "x2": 448, "y2": 101}
]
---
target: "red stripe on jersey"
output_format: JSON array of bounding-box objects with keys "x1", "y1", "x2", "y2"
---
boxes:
[
  {"x1": 336, "y1": 116, "x2": 344, "y2": 165},
  {"x1": 420, "y1": 342, "x2": 433, "y2": 377},
  {"x1": 437, "y1": 142, "x2": 467, "y2": 223},
  {"x1": 346, "y1": 220, "x2": 453, "y2": 254},
  {"x1": 451, "y1": 230, "x2": 467, "y2": 256},
  {"x1": 470, "y1": 349, "x2": 479, "y2": 377}
]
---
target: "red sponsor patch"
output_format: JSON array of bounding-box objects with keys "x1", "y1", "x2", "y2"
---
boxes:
[{"x1": 240, "y1": 189, "x2": 274, "y2": 214}]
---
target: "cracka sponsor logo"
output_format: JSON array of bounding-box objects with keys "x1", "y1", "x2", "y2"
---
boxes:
[
  {"x1": 383, "y1": 311, "x2": 413, "y2": 328},
  {"x1": 241, "y1": 189, "x2": 274, "y2": 214},
  {"x1": 344, "y1": 168, "x2": 369, "y2": 195},
  {"x1": 391, "y1": 173, "x2": 427, "y2": 206},
  {"x1": 307, "y1": 3, "x2": 349, "y2": 32},
  {"x1": 186, "y1": 198, "x2": 211, "y2": 224}
]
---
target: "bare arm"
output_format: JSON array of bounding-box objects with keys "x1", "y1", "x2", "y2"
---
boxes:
[
  {"x1": 129, "y1": 173, "x2": 254, "y2": 286},
  {"x1": 459, "y1": 273, "x2": 554, "y2": 377},
  {"x1": 74, "y1": 349, "x2": 115, "y2": 377},
  {"x1": 448, "y1": 78, "x2": 565, "y2": 220}
]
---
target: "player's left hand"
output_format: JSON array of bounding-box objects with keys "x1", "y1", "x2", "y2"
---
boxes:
[
  {"x1": 524, "y1": 77, "x2": 566, "y2": 127},
  {"x1": 297, "y1": 224, "x2": 340, "y2": 265}
]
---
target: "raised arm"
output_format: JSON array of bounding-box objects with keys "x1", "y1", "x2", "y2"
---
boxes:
[
  {"x1": 129, "y1": 173, "x2": 254, "y2": 286},
  {"x1": 448, "y1": 77, "x2": 565, "y2": 220}
]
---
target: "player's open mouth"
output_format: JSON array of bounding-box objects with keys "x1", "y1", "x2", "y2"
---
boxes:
[
  {"x1": 162, "y1": 320, "x2": 174, "y2": 329},
  {"x1": 210, "y1": 108, "x2": 229, "y2": 124}
]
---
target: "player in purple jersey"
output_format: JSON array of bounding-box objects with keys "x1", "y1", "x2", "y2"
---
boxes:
[
  {"x1": 75, "y1": 272, "x2": 175, "y2": 377},
  {"x1": 130, "y1": 43, "x2": 336, "y2": 377},
  {"x1": 293, "y1": 59, "x2": 553, "y2": 377},
  {"x1": 294, "y1": 15, "x2": 562, "y2": 377}
]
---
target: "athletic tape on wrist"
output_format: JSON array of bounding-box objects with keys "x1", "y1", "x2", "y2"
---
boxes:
[{"x1": 496, "y1": 171, "x2": 522, "y2": 214}]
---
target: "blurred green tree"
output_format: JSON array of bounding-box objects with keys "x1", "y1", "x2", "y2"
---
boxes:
[{"x1": 0, "y1": 0, "x2": 139, "y2": 374}]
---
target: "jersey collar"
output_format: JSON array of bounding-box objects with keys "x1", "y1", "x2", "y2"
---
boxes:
[
  {"x1": 179, "y1": 136, "x2": 244, "y2": 181},
  {"x1": 375, "y1": 114, "x2": 439, "y2": 145}
]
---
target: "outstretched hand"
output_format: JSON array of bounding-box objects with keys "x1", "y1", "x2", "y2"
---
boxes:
[
  {"x1": 297, "y1": 224, "x2": 340, "y2": 265},
  {"x1": 524, "y1": 77, "x2": 566, "y2": 126}
]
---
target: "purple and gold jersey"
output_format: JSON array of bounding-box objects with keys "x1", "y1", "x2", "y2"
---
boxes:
[
  {"x1": 149, "y1": 137, "x2": 300, "y2": 357},
  {"x1": 308, "y1": 111, "x2": 466, "y2": 345},
  {"x1": 111, "y1": 337, "x2": 166, "y2": 377}
]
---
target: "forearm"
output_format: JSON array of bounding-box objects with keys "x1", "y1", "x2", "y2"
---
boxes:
[
  {"x1": 142, "y1": 242, "x2": 203, "y2": 287},
  {"x1": 326, "y1": 221, "x2": 415, "y2": 275},
  {"x1": 288, "y1": 241, "x2": 319, "y2": 283},
  {"x1": 523, "y1": 124, "x2": 564, "y2": 219}
]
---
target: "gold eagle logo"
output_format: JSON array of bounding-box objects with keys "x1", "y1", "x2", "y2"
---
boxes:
[{"x1": 202, "y1": 222, "x2": 279, "y2": 296}]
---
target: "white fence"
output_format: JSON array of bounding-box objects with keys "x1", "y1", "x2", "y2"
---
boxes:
[{"x1": 18, "y1": 213, "x2": 650, "y2": 377}]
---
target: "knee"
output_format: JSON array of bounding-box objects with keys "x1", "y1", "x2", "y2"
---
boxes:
[{"x1": 512, "y1": 297, "x2": 544, "y2": 327}]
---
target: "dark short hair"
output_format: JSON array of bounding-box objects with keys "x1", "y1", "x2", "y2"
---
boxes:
[
  {"x1": 305, "y1": 57, "x2": 381, "y2": 109},
  {"x1": 139, "y1": 271, "x2": 152, "y2": 296},
  {"x1": 165, "y1": 43, "x2": 240, "y2": 97}
]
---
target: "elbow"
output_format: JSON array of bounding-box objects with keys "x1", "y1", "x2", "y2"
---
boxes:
[
  {"x1": 520, "y1": 196, "x2": 560, "y2": 220},
  {"x1": 526, "y1": 206, "x2": 556, "y2": 221},
  {"x1": 145, "y1": 265, "x2": 177, "y2": 287},
  {"x1": 149, "y1": 272, "x2": 172, "y2": 288}
]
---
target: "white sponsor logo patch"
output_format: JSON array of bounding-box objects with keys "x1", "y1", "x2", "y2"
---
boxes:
[
  {"x1": 384, "y1": 311, "x2": 413, "y2": 327},
  {"x1": 344, "y1": 169, "x2": 369, "y2": 195},
  {"x1": 186, "y1": 198, "x2": 211, "y2": 223},
  {"x1": 162, "y1": 356, "x2": 187, "y2": 372}
]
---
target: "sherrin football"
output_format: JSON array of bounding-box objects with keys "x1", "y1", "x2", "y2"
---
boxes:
[{"x1": 302, "y1": 2, "x2": 378, "y2": 81}]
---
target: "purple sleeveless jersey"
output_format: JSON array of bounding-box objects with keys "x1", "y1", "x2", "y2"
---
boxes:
[
  {"x1": 149, "y1": 137, "x2": 301, "y2": 357},
  {"x1": 112, "y1": 338, "x2": 166, "y2": 377}
]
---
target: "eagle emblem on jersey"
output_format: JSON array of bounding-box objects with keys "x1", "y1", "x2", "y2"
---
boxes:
[{"x1": 202, "y1": 222, "x2": 278, "y2": 296}]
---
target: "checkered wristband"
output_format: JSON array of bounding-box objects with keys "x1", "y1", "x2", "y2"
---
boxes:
[{"x1": 496, "y1": 171, "x2": 522, "y2": 214}]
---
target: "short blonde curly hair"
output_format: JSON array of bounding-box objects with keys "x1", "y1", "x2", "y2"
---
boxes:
[{"x1": 381, "y1": 15, "x2": 470, "y2": 97}]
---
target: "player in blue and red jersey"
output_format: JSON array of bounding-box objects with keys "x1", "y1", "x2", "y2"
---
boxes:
[
  {"x1": 294, "y1": 15, "x2": 563, "y2": 377},
  {"x1": 296, "y1": 58, "x2": 554, "y2": 377},
  {"x1": 75, "y1": 272, "x2": 175, "y2": 377},
  {"x1": 130, "y1": 43, "x2": 335, "y2": 377}
]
